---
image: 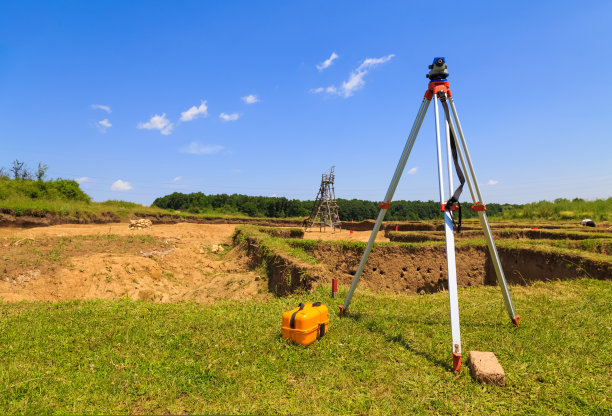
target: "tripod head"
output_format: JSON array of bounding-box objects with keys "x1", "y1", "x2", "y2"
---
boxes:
[{"x1": 426, "y1": 57, "x2": 449, "y2": 81}]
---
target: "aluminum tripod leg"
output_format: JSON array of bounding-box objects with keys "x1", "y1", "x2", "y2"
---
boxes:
[
  {"x1": 435, "y1": 96, "x2": 462, "y2": 370},
  {"x1": 341, "y1": 97, "x2": 430, "y2": 314},
  {"x1": 446, "y1": 97, "x2": 519, "y2": 326}
]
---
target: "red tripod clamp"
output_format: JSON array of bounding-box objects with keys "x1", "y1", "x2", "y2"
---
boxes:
[
  {"x1": 440, "y1": 201, "x2": 460, "y2": 212},
  {"x1": 471, "y1": 201, "x2": 487, "y2": 211},
  {"x1": 425, "y1": 81, "x2": 452, "y2": 101}
]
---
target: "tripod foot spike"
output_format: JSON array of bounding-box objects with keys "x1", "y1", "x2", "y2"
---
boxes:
[
  {"x1": 511, "y1": 315, "x2": 521, "y2": 327},
  {"x1": 338, "y1": 305, "x2": 345, "y2": 318},
  {"x1": 452, "y1": 353, "x2": 462, "y2": 372}
]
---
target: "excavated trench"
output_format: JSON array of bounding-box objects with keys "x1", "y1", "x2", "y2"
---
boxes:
[
  {"x1": 303, "y1": 243, "x2": 611, "y2": 294},
  {"x1": 240, "y1": 236, "x2": 612, "y2": 296}
]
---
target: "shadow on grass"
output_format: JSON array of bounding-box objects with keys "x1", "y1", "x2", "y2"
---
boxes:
[
  {"x1": 342, "y1": 311, "x2": 453, "y2": 371},
  {"x1": 349, "y1": 311, "x2": 514, "y2": 330}
]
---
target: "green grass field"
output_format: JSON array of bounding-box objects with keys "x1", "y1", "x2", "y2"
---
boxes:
[{"x1": 1, "y1": 279, "x2": 610, "y2": 415}]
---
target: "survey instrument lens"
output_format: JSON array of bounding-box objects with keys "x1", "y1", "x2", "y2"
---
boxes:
[{"x1": 426, "y1": 56, "x2": 449, "y2": 81}]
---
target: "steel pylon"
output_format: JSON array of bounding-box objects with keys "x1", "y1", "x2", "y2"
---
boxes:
[{"x1": 306, "y1": 166, "x2": 342, "y2": 232}]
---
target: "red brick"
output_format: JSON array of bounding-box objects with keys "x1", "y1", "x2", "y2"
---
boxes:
[{"x1": 468, "y1": 351, "x2": 506, "y2": 386}]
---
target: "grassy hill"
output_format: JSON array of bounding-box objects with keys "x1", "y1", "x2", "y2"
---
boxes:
[{"x1": 0, "y1": 177, "x2": 165, "y2": 221}]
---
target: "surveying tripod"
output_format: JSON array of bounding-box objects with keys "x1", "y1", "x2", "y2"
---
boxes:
[{"x1": 339, "y1": 58, "x2": 520, "y2": 371}]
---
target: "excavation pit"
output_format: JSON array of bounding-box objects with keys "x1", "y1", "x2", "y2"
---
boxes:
[{"x1": 235, "y1": 226, "x2": 612, "y2": 296}]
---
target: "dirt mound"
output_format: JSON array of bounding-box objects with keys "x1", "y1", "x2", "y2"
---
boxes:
[
  {"x1": 0, "y1": 209, "x2": 305, "y2": 230},
  {"x1": 0, "y1": 211, "x2": 119, "y2": 228},
  {"x1": 129, "y1": 218, "x2": 153, "y2": 229},
  {"x1": 133, "y1": 213, "x2": 302, "y2": 227},
  {"x1": 257, "y1": 227, "x2": 304, "y2": 238}
]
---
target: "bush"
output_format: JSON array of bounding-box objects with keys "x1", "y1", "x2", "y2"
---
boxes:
[{"x1": 0, "y1": 178, "x2": 91, "y2": 202}]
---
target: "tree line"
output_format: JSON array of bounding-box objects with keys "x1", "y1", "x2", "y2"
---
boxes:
[{"x1": 151, "y1": 192, "x2": 519, "y2": 221}]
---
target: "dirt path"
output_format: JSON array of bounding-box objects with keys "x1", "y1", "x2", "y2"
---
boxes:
[{"x1": 0, "y1": 223, "x2": 269, "y2": 303}]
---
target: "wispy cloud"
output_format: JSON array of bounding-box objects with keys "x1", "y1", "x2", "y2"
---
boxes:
[
  {"x1": 110, "y1": 179, "x2": 132, "y2": 191},
  {"x1": 407, "y1": 167, "x2": 418, "y2": 175},
  {"x1": 180, "y1": 142, "x2": 224, "y2": 155},
  {"x1": 312, "y1": 53, "x2": 395, "y2": 98},
  {"x1": 173, "y1": 176, "x2": 182, "y2": 182},
  {"x1": 488, "y1": 179, "x2": 499, "y2": 185},
  {"x1": 241, "y1": 94, "x2": 260, "y2": 104},
  {"x1": 75, "y1": 176, "x2": 92, "y2": 184},
  {"x1": 96, "y1": 118, "x2": 112, "y2": 133},
  {"x1": 316, "y1": 52, "x2": 339, "y2": 71},
  {"x1": 180, "y1": 100, "x2": 208, "y2": 122},
  {"x1": 219, "y1": 112, "x2": 239, "y2": 122},
  {"x1": 91, "y1": 104, "x2": 111, "y2": 113},
  {"x1": 137, "y1": 113, "x2": 173, "y2": 135}
]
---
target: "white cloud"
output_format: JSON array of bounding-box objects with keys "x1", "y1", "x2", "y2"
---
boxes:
[
  {"x1": 91, "y1": 104, "x2": 111, "y2": 113},
  {"x1": 359, "y1": 55, "x2": 395, "y2": 69},
  {"x1": 137, "y1": 113, "x2": 174, "y2": 135},
  {"x1": 311, "y1": 85, "x2": 338, "y2": 94},
  {"x1": 180, "y1": 142, "x2": 224, "y2": 155},
  {"x1": 173, "y1": 176, "x2": 182, "y2": 182},
  {"x1": 407, "y1": 167, "x2": 418, "y2": 175},
  {"x1": 488, "y1": 179, "x2": 499, "y2": 185},
  {"x1": 313, "y1": 54, "x2": 395, "y2": 98},
  {"x1": 96, "y1": 118, "x2": 112, "y2": 133},
  {"x1": 75, "y1": 177, "x2": 92, "y2": 184},
  {"x1": 110, "y1": 179, "x2": 132, "y2": 191},
  {"x1": 180, "y1": 100, "x2": 208, "y2": 122},
  {"x1": 219, "y1": 112, "x2": 239, "y2": 122},
  {"x1": 241, "y1": 94, "x2": 260, "y2": 104},
  {"x1": 317, "y1": 52, "x2": 339, "y2": 71}
]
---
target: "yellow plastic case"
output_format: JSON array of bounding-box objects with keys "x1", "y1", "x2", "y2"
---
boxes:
[{"x1": 282, "y1": 302, "x2": 329, "y2": 346}]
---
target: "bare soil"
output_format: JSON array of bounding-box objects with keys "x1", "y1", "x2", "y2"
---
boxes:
[
  {"x1": 1, "y1": 221, "x2": 609, "y2": 303},
  {"x1": 0, "y1": 223, "x2": 268, "y2": 303},
  {"x1": 307, "y1": 243, "x2": 488, "y2": 294}
]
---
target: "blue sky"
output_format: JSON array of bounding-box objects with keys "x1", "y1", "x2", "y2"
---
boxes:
[{"x1": 1, "y1": 1, "x2": 611, "y2": 205}]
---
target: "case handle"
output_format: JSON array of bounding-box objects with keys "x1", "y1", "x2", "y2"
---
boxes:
[{"x1": 289, "y1": 303, "x2": 305, "y2": 329}]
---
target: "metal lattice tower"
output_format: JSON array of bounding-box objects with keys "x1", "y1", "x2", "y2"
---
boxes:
[{"x1": 306, "y1": 166, "x2": 341, "y2": 232}]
